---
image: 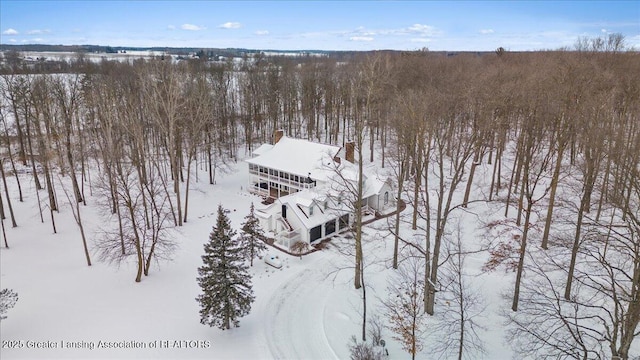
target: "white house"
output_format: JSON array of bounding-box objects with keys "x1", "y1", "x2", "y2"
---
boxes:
[
  {"x1": 254, "y1": 188, "x2": 352, "y2": 248},
  {"x1": 246, "y1": 131, "x2": 341, "y2": 198},
  {"x1": 247, "y1": 131, "x2": 394, "y2": 248}
]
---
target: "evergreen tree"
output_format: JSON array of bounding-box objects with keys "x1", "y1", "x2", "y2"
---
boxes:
[
  {"x1": 240, "y1": 202, "x2": 267, "y2": 266},
  {"x1": 0, "y1": 288, "x2": 18, "y2": 321},
  {"x1": 196, "y1": 205, "x2": 254, "y2": 330}
]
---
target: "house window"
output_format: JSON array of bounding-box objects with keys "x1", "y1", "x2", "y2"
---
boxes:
[
  {"x1": 339, "y1": 214, "x2": 350, "y2": 230},
  {"x1": 384, "y1": 192, "x2": 389, "y2": 205},
  {"x1": 310, "y1": 225, "x2": 322, "y2": 242},
  {"x1": 325, "y1": 220, "x2": 336, "y2": 235},
  {"x1": 309, "y1": 206, "x2": 314, "y2": 216}
]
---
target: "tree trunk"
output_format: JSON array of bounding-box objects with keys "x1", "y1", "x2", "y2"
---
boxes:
[
  {"x1": 541, "y1": 144, "x2": 565, "y2": 249},
  {"x1": 183, "y1": 152, "x2": 194, "y2": 223},
  {"x1": 1, "y1": 216, "x2": 7, "y2": 248},
  {"x1": 1, "y1": 112, "x2": 25, "y2": 198},
  {"x1": 512, "y1": 199, "x2": 533, "y2": 311},
  {"x1": 392, "y1": 158, "x2": 405, "y2": 269},
  {"x1": 505, "y1": 139, "x2": 524, "y2": 218},
  {"x1": 0, "y1": 160, "x2": 18, "y2": 227},
  {"x1": 8, "y1": 91, "x2": 28, "y2": 166},
  {"x1": 127, "y1": 202, "x2": 144, "y2": 283},
  {"x1": 564, "y1": 192, "x2": 588, "y2": 300},
  {"x1": 462, "y1": 147, "x2": 481, "y2": 207},
  {"x1": 361, "y1": 268, "x2": 367, "y2": 341},
  {"x1": 411, "y1": 139, "x2": 423, "y2": 231}
]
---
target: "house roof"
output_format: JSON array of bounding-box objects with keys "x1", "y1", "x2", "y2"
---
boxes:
[
  {"x1": 278, "y1": 189, "x2": 350, "y2": 230},
  {"x1": 252, "y1": 143, "x2": 274, "y2": 157},
  {"x1": 362, "y1": 175, "x2": 389, "y2": 199},
  {"x1": 246, "y1": 136, "x2": 342, "y2": 181}
]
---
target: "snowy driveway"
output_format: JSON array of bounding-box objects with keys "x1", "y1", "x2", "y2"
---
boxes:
[{"x1": 263, "y1": 259, "x2": 341, "y2": 360}]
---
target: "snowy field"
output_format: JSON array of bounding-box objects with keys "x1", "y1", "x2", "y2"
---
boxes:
[
  {"x1": 0, "y1": 151, "x2": 515, "y2": 360},
  {"x1": 19, "y1": 51, "x2": 174, "y2": 63}
]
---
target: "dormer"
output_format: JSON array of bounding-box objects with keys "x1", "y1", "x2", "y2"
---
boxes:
[{"x1": 296, "y1": 196, "x2": 314, "y2": 217}]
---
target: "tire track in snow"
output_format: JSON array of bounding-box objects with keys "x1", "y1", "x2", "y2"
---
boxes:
[{"x1": 264, "y1": 264, "x2": 339, "y2": 360}]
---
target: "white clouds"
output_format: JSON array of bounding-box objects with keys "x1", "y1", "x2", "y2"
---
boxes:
[
  {"x1": 410, "y1": 38, "x2": 431, "y2": 43},
  {"x1": 219, "y1": 22, "x2": 241, "y2": 29},
  {"x1": 350, "y1": 36, "x2": 374, "y2": 42},
  {"x1": 479, "y1": 29, "x2": 495, "y2": 34},
  {"x1": 167, "y1": 25, "x2": 176, "y2": 30},
  {"x1": 407, "y1": 24, "x2": 437, "y2": 35},
  {"x1": 2, "y1": 28, "x2": 19, "y2": 35},
  {"x1": 181, "y1": 24, "x2": 206, "y2": 31},
  {"x1": 255, "y1": 30, "x2": 269, "y2": 36},
  {"x1": 27, "y1": 29, "x2": 50, "y2": 35},
  {"x1": 347, "y1": 23, "x2": 441, "y2": 39}
]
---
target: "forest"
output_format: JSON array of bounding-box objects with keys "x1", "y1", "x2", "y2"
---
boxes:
[{"x1": 0, "y1": 33, "x2": 639, "y2": 359}]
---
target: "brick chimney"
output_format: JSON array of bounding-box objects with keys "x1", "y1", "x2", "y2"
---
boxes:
[
  {"x1": 345, "y1": 141, "x2": 355, "y2": 163},
  {"x1": 274, "y1": 129, "x2": 284, "y2": 144}
]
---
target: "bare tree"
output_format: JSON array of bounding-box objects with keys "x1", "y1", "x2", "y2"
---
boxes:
[
  {"x1": 95, "y1": 158, "x2": 176, "y2": 282},
  {"x1": 58, "y1": 176, "x2": 91, "y2": 266},
  {"x1": 431, "y1": 221, "x2": 486, "y2": 360},
  {"x1": 511, "y1": 109, "x2": 554, "y2": 311},
  {"x1": 382, "y1": 256, "x2": 427, "y2": 360},
  {"x1": 142, "y1": 60, "x2": 187, "y2": 227},
  {"x1": 0, "y1": 158, "x2": 17, "y2": 227},
  {"x1": 505, "y1": 253, "x2": 603, "y2": 359},
  {"x1": 51, "y1": 74, "x2": 84, "y2": 204},
  {"x1": 564, "y1": 76, "x2": 609, "y2": 300},
  {"x1": 1, "y1": 75, "x2": 29, "y2": 165},
  {"x1": 0, "y1": 105, "x2": 23, "y2": 202}
]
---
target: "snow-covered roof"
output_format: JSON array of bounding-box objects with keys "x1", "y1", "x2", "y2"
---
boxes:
[
  {"x1": 279, "y1": 189, "x2": 349, "y2": 230},
  {"x1": 246, "y1": 136, "x2": 342, "y2": 181},
  {"x1": 252, "y1": 143, "x2": 274, "y2": 157},
  {"x1": 362, "y1": 175, "x2": 389, "y2": 199},
  {"x1": 296, "y1": 194, "x2": 315, "y2": 208}
]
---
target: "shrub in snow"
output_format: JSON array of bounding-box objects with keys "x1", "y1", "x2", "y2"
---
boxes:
[
  {"x1": 348, "y1": 335, "x2": 385, "y2": 360},
  {"x1": 0, "y1": 288, "x2": 18, "y2": 321},
  {"x1": 290, "y1": 241, "x2": 310, "y2": 259},
  {"x1": 196, "y1": 205, "x2": 254, "y2": 330}
]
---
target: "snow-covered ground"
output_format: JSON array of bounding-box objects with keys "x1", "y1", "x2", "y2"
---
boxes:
[
  {"x1": 18, "y1": 51, "x2": 174, "y2": 63},
  {"x1": 0, "y1": 154, "x2": 514, "y2": 359}
]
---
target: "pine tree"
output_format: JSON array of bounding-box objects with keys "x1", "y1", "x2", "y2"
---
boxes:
[
  {"x1": 196, "y1": 205, "x2": 254, "y2": 330},
  {"x1": 240, "y1": 202, "x2": 267, "y2": 266},
  {"x1": 0, "y1": 288, "x2": 18, "y2": 321}
]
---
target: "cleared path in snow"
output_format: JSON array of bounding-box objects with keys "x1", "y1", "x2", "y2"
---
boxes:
[{"x1": 263, "y1": 257, "x2": 340, "y2": 360}]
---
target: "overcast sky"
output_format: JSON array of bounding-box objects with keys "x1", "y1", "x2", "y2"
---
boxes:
[{"x1": 1, "y1": 1, "x2": 638, "y2": 51}]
